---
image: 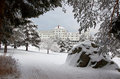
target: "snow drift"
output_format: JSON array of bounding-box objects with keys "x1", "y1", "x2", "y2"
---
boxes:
[{"x1": 66, "y1": 40, "x2": 119, "y2": 70}]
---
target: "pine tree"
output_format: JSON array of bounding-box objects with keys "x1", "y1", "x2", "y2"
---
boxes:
[
  {"x1": 57, "y1": 39, "x2": 72, "y2": 52},
  {"x1": 1, "y1": 17, "x2": 13, "y2": 53},
  {"x1": 57, "y1": 40, "x2": 66, "y2": 52},
  {"x1": 64, "y1": 38, "x2": 72, "y2": 52},
  {"x1": 12, "y1": 26, "x2": 25, "y2": 49},
  {"x1": 67, "y1": 0, "x2": 120, "y2": 33},
  {"x1": 20, "y1": 22, "x2": 41, "y2": 51},
  {"x1": 96, "y1": 17, "x2": 120, "y2": 57},
  {"x1": 0, "y1": 0, "x2": 62, "y2": 29}
]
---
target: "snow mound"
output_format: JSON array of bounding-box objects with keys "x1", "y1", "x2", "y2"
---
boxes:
[{"x1": 66, "y1": 40, "x2": 119, "y2": 70}]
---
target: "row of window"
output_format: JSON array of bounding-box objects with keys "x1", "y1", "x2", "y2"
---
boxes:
[{"x1": 40, "y1": 35, "x2": 79, "y2": 38}]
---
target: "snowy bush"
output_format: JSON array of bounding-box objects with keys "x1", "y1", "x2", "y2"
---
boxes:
[
  {"x1": 0, "y1": 56, "x2": 20, "y2": 78},
  {"x1": 57, "y1": 39, "x2": 72, "y2": 53},
  {"x1": 66, "y1": 40, "x2": 119, "y2": 70},
  {"x1": 50, "y1": 42, "x2": 61, "y2": 52},
  {"x1": 40, "y1": 38, "x2": 54, "y2": 54}
]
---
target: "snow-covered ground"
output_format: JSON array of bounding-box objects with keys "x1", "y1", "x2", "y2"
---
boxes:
[{"x1": 0, "y1": 46, "x2": 120, "y2": 79}]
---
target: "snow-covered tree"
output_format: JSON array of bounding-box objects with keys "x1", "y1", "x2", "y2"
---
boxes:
[
  {"x1": 79, "y1": 31, "x2": 94, "y2": 42},
  {"x1": 67, "y1": 0, "x2": 120, "y2": 33},
  {"x1": 57, "y1": 38, "x2": 72, "y2": 52},
  {"x1": 57, "y1": 40, "x2": 66, "y2": 52},
  {"x1": 79, "y1": 33, "x2": 87, "y2": 42},
  {"x1": 1, "y1": 18, "x2": 13, "y2": 53},
  {"x1": 64, "y1": 38, "x2": 73, "y2": 52},
  {"x1": 50, "y1": 42, "x2": 61, "y2": 52},
  {"x1": 20, "y1": 22, "x2": 41, "y2": 51},
  {"x1": 42, "y1": 38, "x2": 54, "y2": 54},
  {"x1": 96, "y1": 17, "x2": 120, "y2": 57},
  {"x1": 0, "y1": 0, "x2": 63, "y2": 29},
  {"x1": 12, "y1": 27, "x2": 25, "y2": 49}
]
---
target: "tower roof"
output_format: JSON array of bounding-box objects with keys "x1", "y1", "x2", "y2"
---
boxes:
[{"x1": 54, "y1": 25, "x2": 65, "y2": 29}]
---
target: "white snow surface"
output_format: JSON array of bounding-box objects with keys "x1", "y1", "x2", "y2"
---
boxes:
[{"x1": 0, "y1": 46, "x2": 120, "y2": 79}]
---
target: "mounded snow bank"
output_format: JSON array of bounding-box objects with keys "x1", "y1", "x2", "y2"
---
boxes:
[{"x1": 66, "y1": 40, "x2": 119, "y2": 70}]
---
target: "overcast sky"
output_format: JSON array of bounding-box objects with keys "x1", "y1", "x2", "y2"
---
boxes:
[
  {"x1": 31, "y1": 6, "x2": 80, "y2": 32},
  {"x1": 31, "y1": 5, "x2": 99, "y2": 35}
]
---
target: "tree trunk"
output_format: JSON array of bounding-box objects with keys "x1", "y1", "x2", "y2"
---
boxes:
[
  {"x1": 26, "y1": 43, "x2": 28, "y2": 51},
  {"x1": 4, "y1": 43, "x2": 7, "y2": 53},
  {"x1": 47, "y1": 49, "x2": 49, "y2": 54},
  {"x1": 0, "y1": 41, "x2": 1, "y2": 49},
  {"x1": 39, "y1": 46, "x2": 40, "y2": 52},
  {"x1": 0, "y1": 0, "x2": 5, "y2": 45},
  {"x1": 14, "y1": 42, "x2": 17, "y2": 49},
  {"x1": 14, "y1": 45, "x2": 17, "y2": 49}
]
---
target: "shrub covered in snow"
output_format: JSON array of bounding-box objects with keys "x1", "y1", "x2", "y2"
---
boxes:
[
  {"x1": 66, "y1": 40, "x2": 119, "y2": 70},
  {"x1": 0, "y1": 56, "x2": 20, "y2": 78},
  {"x1": 50, "y1": 42, "x2": 61, "y2": 52}
]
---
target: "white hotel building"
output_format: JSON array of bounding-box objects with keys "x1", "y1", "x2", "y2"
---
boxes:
[{"x1": 39, "y1": 26, "x2": 80, "y2": 43}]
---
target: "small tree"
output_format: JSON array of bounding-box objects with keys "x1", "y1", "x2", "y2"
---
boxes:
[
  {"x1": 42, "y1": 38, "x2": 54, "y2": 54},
  {"x1": 57, "y1": 38, "x2": 72, "y2": 52},
  {"x1": 64, "y1": 38, "x2": 72, "y2": 52},
  {"x1": 57, "y1": 40, "x2": 66, "y2": 52},
  {"x1": 51, "y1": 42, "x2": 60, "y2": 52}
]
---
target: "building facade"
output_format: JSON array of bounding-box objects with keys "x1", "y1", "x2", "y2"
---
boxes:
[{"x1": 39, "y1": 26, "x2": 80, "y2": 42}]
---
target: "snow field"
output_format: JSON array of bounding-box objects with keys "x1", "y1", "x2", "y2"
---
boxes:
[{"x1": 0, "y1": 47, "x2": 120, "y2": 79}]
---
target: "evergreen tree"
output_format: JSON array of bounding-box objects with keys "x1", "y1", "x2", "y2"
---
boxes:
[
  {"x1": 67, "y1": 0, "x2": 119, "y2": 33},
  {"x1": 0, "y1": 18, "x2": 31, "y2": 53},
  {"x1": 20, "y1": 22, "x2": 41, "y2": 51},
  {"x1": 96, "y1": 17, "x2": 120, "y2": 57},
  {"x1": 1, "y1": 17, "x2": 13, "y2": 53},
  {"x1": 57, "y1": 40, "x2": 66, "y2": 52},
  {"x1": 64, "y1": 38, "x2": 72, "y2": 52},
  {"x1": 12, "y1": 26, "x2": 25, "y2": 49},
  {"x1": 57, "y1": 38, "x2": 72, "y2": 52},
  {"x1": 0, "y1": 0, "x2": 62, "y2": 29}
]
